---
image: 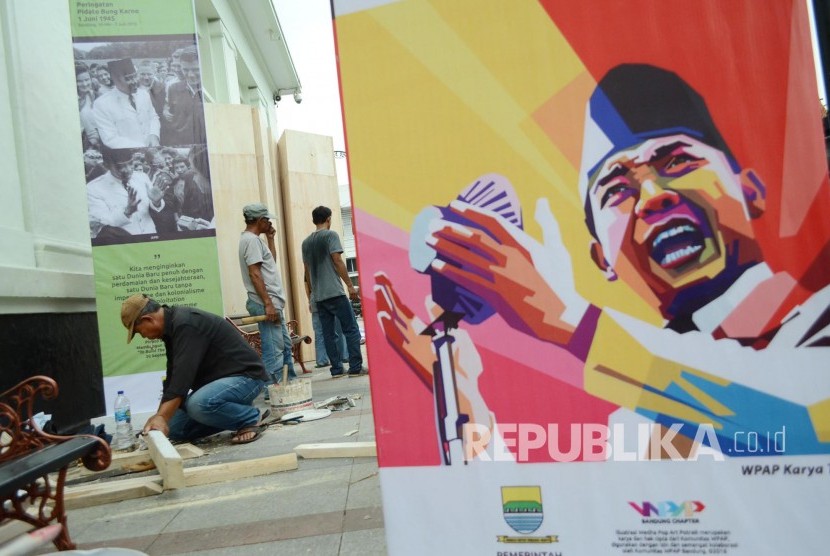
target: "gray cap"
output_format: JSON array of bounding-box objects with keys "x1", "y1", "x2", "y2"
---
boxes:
[{"x1": 243, "y1": 203, "x2": 276, "y2": 220}]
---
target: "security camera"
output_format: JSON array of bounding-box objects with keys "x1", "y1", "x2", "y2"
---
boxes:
[
  {"x1": 293, "y1": 92, "x2": 302, "y2": 104},
  {"x1": 274, "y1": 94, "x2": 281, "y2": 103}
]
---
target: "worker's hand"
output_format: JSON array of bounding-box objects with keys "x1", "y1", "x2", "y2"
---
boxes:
[
  {"x1": 265, "y1": 221, "x2": 276, "y2": 240},
  {"x1": 142, "y1": 414, "x2": 169, "y2": 437},
  {"x1": 265, "y1": 303, "x2": 280, "y2": 323},
  {"x1": 347, "y1": 284, "x2": 359, "y2": 302}
]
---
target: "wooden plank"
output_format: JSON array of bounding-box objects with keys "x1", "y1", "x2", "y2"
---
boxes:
[
  {"x1": 175, "y1": 444, "x2": 205, "y2": 460},
  {"x1": 183, "y1": 453, "x2": 297, "y2": 487},
  {"x1": 67, "y1": 442, "x2": 205, "y2": 481},
  {"x1": 63, "y1": 453, "x2": 297, "y2": 509},
  {"x1": 64, "y1": 476, "x2": 163, "y2": 510},
  {"x1": 294, "y1": 442, "x2": 377, "y2": 459},
  {"x1": 146, "y1": 431, "x2": 185, "y2": 490}
]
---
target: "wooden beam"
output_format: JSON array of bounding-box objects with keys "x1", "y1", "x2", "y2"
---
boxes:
[
  {"x1": 293, "y1": 441, "x2": 376, "y2": 459},
  {"x1": 67, "y1": 443, "x2": 204, "y2": 481},
  {"x1": 63, "y1": 453, "x2": 298, "y2": 508},
  {"x1": 183, "y1": 453, "x2": 298, "y2": 487},
  {"x1": 146, "y1": 431, "x2": 185, "y2": 490},
  {"x1": 64, "y1": 477, "x2": 163, "y2": 510}
]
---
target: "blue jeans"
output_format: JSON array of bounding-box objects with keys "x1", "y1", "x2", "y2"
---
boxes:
[
  {"x1": 311, "y1": 310, "x2": 347, "y2": 365},
  {"x1": 167, "y1": 375, "x2": 264, "y2": 441},
  {"x1": 316, "y1": 295, "x2": 362, "y2": 376},
  {"x1": 246, "y1": 299, "x2": 297, "y2": 383}
]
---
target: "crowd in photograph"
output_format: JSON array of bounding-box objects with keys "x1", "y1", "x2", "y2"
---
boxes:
[
  {"x1": 75, "y1": 44, "x2": 205, "y2": 150},
  {"x1": 76, "y1": 42, "x2": 213, "y2": 242}
]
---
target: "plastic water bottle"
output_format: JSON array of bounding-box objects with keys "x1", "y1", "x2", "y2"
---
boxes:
[{"x1": 112, "y1": 390, "x2": 135, "y2": 451}]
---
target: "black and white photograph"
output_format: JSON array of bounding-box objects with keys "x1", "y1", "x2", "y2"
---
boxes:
[
  {"x1": 85, "y1": 144, "x2": 215, "y2": 246},
  {"x1": 73, "y1": 35, "x2": 207, "y2": 150},
  {"x1": 74, "y1": 35, "x2": 214, "y2": 246}
]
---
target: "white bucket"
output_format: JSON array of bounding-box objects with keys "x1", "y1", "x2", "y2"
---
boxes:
[{"x1": 268, "y1": 378, "x2": 313, "y2": 418}]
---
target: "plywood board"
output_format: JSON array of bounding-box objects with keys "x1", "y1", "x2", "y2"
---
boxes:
[
  {"x1": 293, "y1": 441, "x2": 377, "y2": 459},
  {"x1": 278, "y1": 130, "x2": 343, "y2": 361}
]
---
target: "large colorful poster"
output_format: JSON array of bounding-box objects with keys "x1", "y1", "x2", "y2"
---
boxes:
[
  {"x1": 69, "y1": 0, "x2": 222, "y2": 413},
  {"x1": 334, "y1": 1, "x2": 830, "y2": 554}
]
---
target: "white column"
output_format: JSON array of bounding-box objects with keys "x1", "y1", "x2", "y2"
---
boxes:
[{"x1": 0, "y1": 0, "x2": 94, "y2": 313}]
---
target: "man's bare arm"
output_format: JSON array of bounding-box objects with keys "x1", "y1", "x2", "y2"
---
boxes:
[
  {"x1": 331, "y1": 252, "x2": 358, "y2": 300},
  {"x1": 142, "y1": 397, "x2": 182, "y2": 436},
  {"x1": 247, "y1": 263, "x2": 279, "y2": 322},
  {"x1": 265, "y1": 221, "x2": 277, "y2": 261}
]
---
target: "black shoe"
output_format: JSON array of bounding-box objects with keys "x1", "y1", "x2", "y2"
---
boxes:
[
  {"x1": 330, "y1": 371, "x2": 345, "y2": 379},
  {"x1": 348, "y1": 368, "x2": 369, "y2": 377}
]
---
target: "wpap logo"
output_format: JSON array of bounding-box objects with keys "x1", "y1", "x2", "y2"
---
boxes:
[
  {"x1": 497, "y1": 486, "x2": 558, "y2": 544},
  {"x1": 629, "y1": 500, "x2": 705, "y2": 524}
]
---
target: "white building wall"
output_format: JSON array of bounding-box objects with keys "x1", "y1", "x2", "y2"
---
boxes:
[
  {"x1": 0, "y1": 0, "x2": 299, "y2": 315},
  {"x1": 0, "y1": 0, "x2": 96, "y2": 314}
]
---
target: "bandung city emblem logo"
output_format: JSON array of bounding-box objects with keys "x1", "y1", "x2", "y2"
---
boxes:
[{"x1": 497, "y1": 486, "x2": 558, "y2": 544}]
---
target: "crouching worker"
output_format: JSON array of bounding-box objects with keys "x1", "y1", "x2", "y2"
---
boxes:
[{"x1": 121, "y1": 294, "x2": 271, "y2": 445}]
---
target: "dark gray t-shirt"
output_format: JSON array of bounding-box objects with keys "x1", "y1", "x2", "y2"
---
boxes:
[{"x1": 302, "y1": 229, "x2": 345, "y2": 303}]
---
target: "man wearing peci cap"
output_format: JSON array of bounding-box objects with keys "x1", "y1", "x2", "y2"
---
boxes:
[
  {"x1": 87, "y1": 145, "x2": 174, "y2": 243},
  {"x1": 121, "y1": 294, "x2": 270, "y2": 444},
  {"x1": 239, "y1": 203, "x2": 298, "y2": 384},
  {"x1": 93, "y1": 58, "x2": 160, "y2": 148}
]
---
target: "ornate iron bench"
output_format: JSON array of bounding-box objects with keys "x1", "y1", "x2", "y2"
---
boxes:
[
  {"x1": 0, "y1": 376, "x2": 111, "y2": 550},
  {"x1": 225, "y1": 314, "x2": 313, "y2": 374}
]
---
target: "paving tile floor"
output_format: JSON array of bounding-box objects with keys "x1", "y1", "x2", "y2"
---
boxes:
[{"x1": 54, "y1": 347, "x2": 386, "y2": 556}]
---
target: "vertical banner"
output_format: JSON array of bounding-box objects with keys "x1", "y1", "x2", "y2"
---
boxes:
[
  {"x1": 333, "y1": 1, "x2": 830, "y2": 554},
  {"x1": 69, "y1": 0, "x2": 222, "y2": 413}
]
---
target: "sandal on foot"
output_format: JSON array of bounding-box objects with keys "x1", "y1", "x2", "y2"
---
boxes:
[{"x1": 231, "y1": 425, "x2": 265, "y2": 445}]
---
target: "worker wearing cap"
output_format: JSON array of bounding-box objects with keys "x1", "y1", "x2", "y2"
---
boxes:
[
  {"x1": 239, "y1": 203, "x2": 298, "y2": 384},
  {"x1": 121, "y1": 294, "x2": 270, "y2": 444}
]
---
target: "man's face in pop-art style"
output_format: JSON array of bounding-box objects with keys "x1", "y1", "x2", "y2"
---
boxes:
[
  {"x1": 579, "y1": 64, "x2": 767, "y2": 319},
  {"x1": 586, "y1": 134, "x2": 765, "y2": 308}
]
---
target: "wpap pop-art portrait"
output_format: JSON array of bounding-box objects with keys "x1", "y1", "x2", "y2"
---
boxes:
[{"x1": 334, "y1": 0, "x2": 830, "y2": 466}]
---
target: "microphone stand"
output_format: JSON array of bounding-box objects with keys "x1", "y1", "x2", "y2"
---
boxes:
[{"x1": 422, "y1": 310, "x2": 468, "y2": 465}]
